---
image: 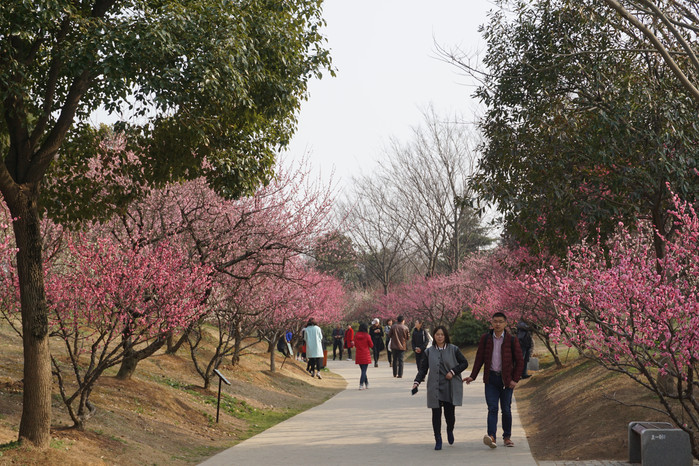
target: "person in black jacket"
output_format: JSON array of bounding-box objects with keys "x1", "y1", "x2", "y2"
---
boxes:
[
  {"x1": 384, "y1": 319, "x2": 393, "y2": 365},
  {"x1": 411, "y1": 319, "x2": 429, "y2": 369},
  {"x1": 331, "y1": 324, "x2": 344, "y2": 360},
  {"x1": 516, "y1": 321, "x2": 533, "y2": 379},
  {"x1": 369, "y1": 318, "x2": 385, "y2": 367}
]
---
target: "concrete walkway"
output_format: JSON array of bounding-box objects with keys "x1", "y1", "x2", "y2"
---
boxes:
[{"x1": 201, "y1": 358, "x2": 537, "y2": 466}]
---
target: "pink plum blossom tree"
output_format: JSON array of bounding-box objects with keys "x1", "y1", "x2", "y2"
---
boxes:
[
  {"x1": 530, "y1": 192, "x2": 699, "y2": 457},
  {"x1": 43, "y1": 233, "x2": 209, "y2": 429}
]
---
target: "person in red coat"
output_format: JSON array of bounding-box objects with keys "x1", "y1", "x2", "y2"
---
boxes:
[
  {"x1": 354, "y1": 322, "x2": 374, "y2": 390},
  {"x1": 344, "y1": 324, "x2": 355, "y2": 360},
  {"x1": 463, "y1": 311, "x2": 524, "y2": 449}
]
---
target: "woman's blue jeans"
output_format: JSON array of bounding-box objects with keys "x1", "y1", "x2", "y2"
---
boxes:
[
  {"x1": 484, "y1": 371, "x2": 513, "y2": 439},
  {"x1": 359, "y1": 364, "x2": 368, "y2": 386}
]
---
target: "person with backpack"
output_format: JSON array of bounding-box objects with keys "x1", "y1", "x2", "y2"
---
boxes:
[
  {"x1": 516, "y1": 321, "x2": 533, "y2": 379},
  {"x1": 463, "y1": 312, "x2": 524, "y2": 449}
]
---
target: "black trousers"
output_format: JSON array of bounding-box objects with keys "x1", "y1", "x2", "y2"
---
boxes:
[
  {"x1": 372, "y1": 345, "x2": 381, "y2": 364},
  {"x1": 333, "y1": 340, "x2": 343, "y2": 360},
  {"x1": 392, "y1": 350, "x2": 405, "y2": 377},
  {"x1": 431, "y1": 401, "x2": 456, "y2": 436},
  {"x1": 308, "y1": 357, "x2": 322, "y2": 373},
  {"x1": 415, "y1": 351, "x2": 426, "y2": 369}
]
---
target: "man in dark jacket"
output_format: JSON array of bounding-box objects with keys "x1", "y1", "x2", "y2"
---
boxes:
[
  {"x1": 463, "y1": 312, "x2": 524, "y2": 449},
  {"x1": 331, "y1": 324, "x2": 344, "y2": 360},
  {"x1": 516, "y1": 321, "x2": 533, "y2": 379},
  {"x1": 411, "y1": 319, "x2": 429, "y2": 369},
  {"x1": 388, "y1": 315, "x2": 410, "y2": 378}
]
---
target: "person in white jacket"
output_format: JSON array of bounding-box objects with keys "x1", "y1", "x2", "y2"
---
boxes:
[{"x1": 304, "y1": 318, "x2": 324, "y2": 379}]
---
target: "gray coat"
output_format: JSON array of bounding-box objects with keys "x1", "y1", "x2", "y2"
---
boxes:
[{"x1": 414, "y1": 344, "x2": 469, "y2": 408}]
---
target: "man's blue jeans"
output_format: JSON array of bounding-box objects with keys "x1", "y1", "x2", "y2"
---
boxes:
[{"x1": 484, "y1": 371, "x2": 513, "y2": 439}]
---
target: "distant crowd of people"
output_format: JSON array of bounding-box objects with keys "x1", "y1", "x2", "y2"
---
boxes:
[{"x1": 281, "y1": 312, "x2": 533, "y2": 451}]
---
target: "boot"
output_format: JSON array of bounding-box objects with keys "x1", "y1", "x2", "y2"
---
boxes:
[
  {"x1": 434, "y1": 434, "x2": 442, "y2": 450},
  {"x1": 447, "y1": 429, "x2": 454, "y2": 445}
]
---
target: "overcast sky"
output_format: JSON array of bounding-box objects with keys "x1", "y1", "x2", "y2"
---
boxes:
[{"x1": 284, "y1": 0, "x2": 496, "y2": 193}]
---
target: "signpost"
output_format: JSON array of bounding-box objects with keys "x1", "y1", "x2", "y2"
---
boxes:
[{"x1": 213, "y1": 369, "x2": 231, "y2": 423}]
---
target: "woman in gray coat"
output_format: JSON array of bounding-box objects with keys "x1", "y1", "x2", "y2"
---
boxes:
[{"x1": 412, "y1": 325, "x2": 469, "y2": 450}]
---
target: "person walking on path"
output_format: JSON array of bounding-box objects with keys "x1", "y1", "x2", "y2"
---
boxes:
[
  {"x1": 412, "y1": 326, "x2": 469, "y2": 451},
  {"x1": 463, "y1": 311, "x2": 524, "y2": 449},
  {"x1": 304, "y1": 318, "x2": 324, "y2": 380},
  {"x1": 384, "y1": 319, "x2": 393, "y2": 366},
  {"x1": 354, "y1": 322, "x2": 374, "y2": 389},
  {"x1": 369, "y1": 318, "x2": 385, "y2": 367},
  {"x1": 388, "y1": 315, "x2": 410, "y2": 378},
  {"x1": 344, "y1": 324, "x2": 355, "y2": 361},
  {"x1": 411, "y1": 319, "x2": 429, "y2": 370},
  {"x1": 332, "y1": 324, "x2": 344, "y2": 361},
  {"x1": 516, "y1": 321, "x2": 533, "y2": 379}
]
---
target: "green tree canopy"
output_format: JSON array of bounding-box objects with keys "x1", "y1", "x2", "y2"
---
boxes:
[{"x1": 464, "y1": 0, "x2": 699, "y2": 257}]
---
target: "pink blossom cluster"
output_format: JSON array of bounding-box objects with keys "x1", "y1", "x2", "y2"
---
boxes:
[
  {"x1": 375, "y1": 270, "x2": 478, "y2": 328},
  {"x1": 46, "y1": 234, "x2": 211, "y2": 352}
]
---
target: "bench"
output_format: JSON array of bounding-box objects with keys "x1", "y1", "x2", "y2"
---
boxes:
[{"x1": 628, "y1": 421, "x2": 692, "y2": 466}]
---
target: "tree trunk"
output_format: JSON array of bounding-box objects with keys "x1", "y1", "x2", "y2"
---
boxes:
[
  {"x1": 270, "y1": 345, "x2": 276, "y2": 372},
  {"x1": 116, "y1": 337, "x2": 167, "y2": 380},
  {"x1": 10, "y1": 192, "x2": 52, "y2": 448},
  {"x1": 116, "y1": 348, "x2": 140, "y2": 380},
  {"x1": 269, "y1": 331, "x2": 281, "y2": 373},
  {"x1": 231, "y1": 321, "x2": 241, "y2": 366},
  {"x1": 536, "y1": 331, "x2": 562, "y2": 369},
  {"x1": 166, "y1": 329, "x2": 189, "y2": 354}
]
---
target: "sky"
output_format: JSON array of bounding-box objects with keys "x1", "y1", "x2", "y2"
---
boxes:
[{"x1": 284, "y1": 0, "x2": 497, "y2": 193}]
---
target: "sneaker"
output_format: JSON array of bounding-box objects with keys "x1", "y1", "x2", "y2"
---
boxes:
[
  {"x1": 347, "y1": 358, "x2": 351, "y2": 360},
  {"x1": 483, "y1": 435, "x2": 496, "y2": 449},
  {"x1": 504, "y1": 438, "x2": 514, "y2": 447},
  {"x1": 316, "y1": 373, "x2": 322, "y2": 380},
  {"x1": 365, "y1": 382, "x2": 369, "y2": 389}
]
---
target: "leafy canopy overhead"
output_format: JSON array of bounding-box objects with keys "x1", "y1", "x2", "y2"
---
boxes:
[
  {"x1": 470, "y1": 0, "x2": 699, "y2": 256},
  {"x1": 1, "y1": 0, "x2": 333, "y2": 217}
]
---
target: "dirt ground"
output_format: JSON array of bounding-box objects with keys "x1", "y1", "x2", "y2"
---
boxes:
[{"x1": 516, "y1": 355, "x2": 671, "y2": 461}]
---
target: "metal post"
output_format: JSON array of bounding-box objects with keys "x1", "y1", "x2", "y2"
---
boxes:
[{"x1": 216, "y1": 376, "x2": 222, "y2": 423}]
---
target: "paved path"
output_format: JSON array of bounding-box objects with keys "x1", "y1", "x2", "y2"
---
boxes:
[{"x1": 201, "y1": 358, "x2": 537, "y2": 466}]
